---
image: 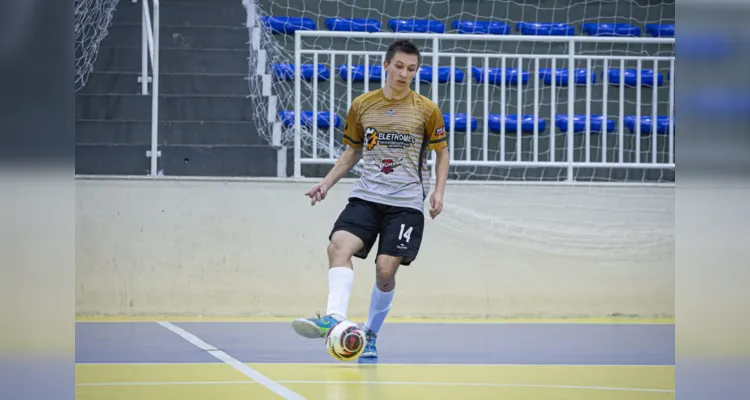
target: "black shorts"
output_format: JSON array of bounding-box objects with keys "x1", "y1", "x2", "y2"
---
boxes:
[{"x1": 329, "y1": 197, "x2": 425, "y2": 266}]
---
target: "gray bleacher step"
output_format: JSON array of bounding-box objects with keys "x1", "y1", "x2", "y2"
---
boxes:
[
  {"x1": 75, "y1": 94, "x2": 253, "y2": 122},
  {"x1": 93, "y1": 46, "x2": 249, "y2": 74},
  {"x1": 110, "y1": 1, "x2": 246, "y2": 26},
  {"x1": 158, "y1": 145, "x2": 279, "y2": 176},
  {"x1": 76, "y1": 144, "x2": 154, "y2": 175},
  {"x1": 75, "y1": 143, "x2": 280, "y2": 177},
  {"x1": 106, "y1": 24, "x2": 248, "y2": 50},
  {"x1": 76, "y1": 120, "x2": 266, "y2": 146},
  {"x1": 78, "y1": 71, "x2": 249, "y2": 96}
]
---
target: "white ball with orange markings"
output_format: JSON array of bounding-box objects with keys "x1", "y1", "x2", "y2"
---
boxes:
[{"x1": 325, "y1": 320, "x2": 367, "y2": 361}]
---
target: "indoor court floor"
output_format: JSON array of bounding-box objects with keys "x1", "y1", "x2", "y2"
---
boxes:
[{"x1": 75, "y1": 317, "x2": 675, "y2": 399}]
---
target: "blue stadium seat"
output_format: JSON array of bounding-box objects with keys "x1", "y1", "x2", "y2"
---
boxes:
[
  {"x1": 623, "y1": 116, "x2": 672, "y2": 135},
  {"x1": 417, "y1": 66, "x2": 465, "y2": 83},
  {"x1": 443, "y1": 114, "x2": 477, "y2": 131},
  {"x1": 279, "y1": 111, "x2": 342, "y2": 129},
  {"x1": 261, "y1": 16, "x2": 315, "y2": 34},
  {"x1": 388, "y1": 19, "x2": 445, "y2": 33},
  {"x1": 325, "y1": 18, "x2": 381, "y2": 32},
  {"x1": 451, "y1": 20, "x2": 510, "y2": 35},
  {"x1": 336, "y1": 64, "x2": 383, "y2": 81},
  {"x1": 555, "y1": 114, "x2": 615, "y2": 133},
  {"x1": 471, "y1": 67, "x2": 529, "y2": 85},
  {"x1": 538, "y1": 68, "x2": 596, "y2": 85},
  {"x1": 516, "y1": 22, "x2": 575, "y2": 36},
  {"x1": 272, "y1": 64, "x2": 330, "y2": 81},
  {"x1": 581, "y1": 23, "x2": 641, "y2": 37},
  {"x1": 488, "y1": 114, "x2": 546, "y2": 133},
  {"x1": 608, "y1": 69, "x2": 664, "y2": 87},
  {"x1": 645, "y1": 24, "x2": 674, "y2": 37}
]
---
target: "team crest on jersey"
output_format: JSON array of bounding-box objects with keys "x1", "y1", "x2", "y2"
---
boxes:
[
  {"x1": 365, "y1": 127, "x2": 379, "y2": 150},
  {"x1": 377, "y1": 158, "x2": 403, "y2": 174},
  {"x1": 364, "y1": 127, "x2": 415, "y2": 150}
]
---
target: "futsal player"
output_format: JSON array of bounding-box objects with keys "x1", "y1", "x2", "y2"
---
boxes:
[{"x1": 291, "y1": 39, "x2": 451, "y2": 359}]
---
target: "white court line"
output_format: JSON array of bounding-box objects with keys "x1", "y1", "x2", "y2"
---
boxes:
[
  {"x1": 76, "y1": 379, "x2": 675, "y2": 393},
  {"x1": 156, "y1": 321, "x2": 305, "y2": 400},
  {"x1": 77, "y1": 361, "x2": 673, "y2": 367}
]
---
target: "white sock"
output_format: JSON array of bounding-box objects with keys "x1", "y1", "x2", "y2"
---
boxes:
[
  {"x1": 364, "y1": 284, "x2": 394, "y2": 334},
  {"x1": 326, "y1": 267, "x2": 354, "y2": 320}
]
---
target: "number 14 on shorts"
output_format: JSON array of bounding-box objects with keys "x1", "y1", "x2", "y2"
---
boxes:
[{"x1": 398, "y1": 224, "x2": 413, "y2": 243}]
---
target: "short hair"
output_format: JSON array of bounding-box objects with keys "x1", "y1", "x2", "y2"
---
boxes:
[{"x1": 385, "y1": 39, "x2": 421, "y2": 65}]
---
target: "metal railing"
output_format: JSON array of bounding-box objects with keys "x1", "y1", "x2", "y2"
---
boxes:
[
  {"x1": 141, "y1": 0, "x2": 160, "y2": 176},
  {"x1": 293, "y1": 31, "x2": 675, "y2": 181}
]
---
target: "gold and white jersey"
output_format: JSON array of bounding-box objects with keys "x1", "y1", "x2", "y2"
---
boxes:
[{"x1": 342, "y1": 88, "x2": 447, "y2": 212}]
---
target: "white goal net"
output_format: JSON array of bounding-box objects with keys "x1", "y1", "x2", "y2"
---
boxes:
[{"x1": 75, "y1": 0, "x2": 119, "y2": 91}]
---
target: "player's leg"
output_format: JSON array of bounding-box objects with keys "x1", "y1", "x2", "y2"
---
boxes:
[
  {"x1": 361, "y1": 206, "x2": 425, "y2": 357},
  {"x1": 325, "y1": 230, "x2": 364, "y2": 321},
  {"x1": 360, "y1": 253, "x2": 402, "y2": 358},
  {"x1": 292, "y1": 198, "x2": 381, "y2": 339}
]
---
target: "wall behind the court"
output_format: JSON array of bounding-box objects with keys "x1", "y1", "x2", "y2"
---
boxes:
[{"x1": 76, "y1": 177, "x2": 674, "y2": 319}]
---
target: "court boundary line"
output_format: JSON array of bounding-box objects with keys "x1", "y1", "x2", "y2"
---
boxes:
[
  {"x1": 75, "y1": 379, "x2": 674, "y2": 393},
  {"x1": 76, "y1": 362, "x2": 674, "y2": 367},
  {"x1": 156, "y1": 321, "x2": 306, "y2": 400},
  {"x1": 76, "y1": 316, "x2": 675, "y2": 324}
]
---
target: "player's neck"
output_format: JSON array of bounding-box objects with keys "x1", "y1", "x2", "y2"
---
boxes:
[{"x1": 382, "y1": 85, "x2": 411, "y2": 101}]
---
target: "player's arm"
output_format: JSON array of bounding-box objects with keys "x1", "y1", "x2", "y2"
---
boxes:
[
  {"x1": 426, "y1": 106, "x2": 450, "y2": 218},
  {"x1": 321, "y1": 145, "x2": 362, "y2": 189},
  {"x1": 305, "y1": 103, "x2": 364, "y2": 205},
  {"x1": 323, "y1": 102, "x2": 365, "y2": 187},
  {"x1": 433, "y1": 146, "x2": 449, "y2": 197}
]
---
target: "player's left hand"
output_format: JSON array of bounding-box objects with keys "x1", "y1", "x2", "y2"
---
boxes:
[
  {"x1": 305, "y1": 181, "x2": 330, "y2": 206},
  {"x1": 429, "y1": 191, "x2": 444, "y2": 219}
]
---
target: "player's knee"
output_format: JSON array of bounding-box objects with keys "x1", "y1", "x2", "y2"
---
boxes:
[
  {"x1": 327, "y1": 240, "x2": 352, "y2": 266},
  {"x1": 375, "y1": 270, "x2": 396, "y2": 291},
  {"x1": 375, "y1": 259, "x2": 399, "y2": 291}
]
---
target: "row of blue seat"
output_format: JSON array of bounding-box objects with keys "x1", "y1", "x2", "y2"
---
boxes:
[
  {"x1": 261, "y1": 17, "x2": 675, "y2": 37},
  {"x1": 279, "y1": 111, "x2": 674, "y2": 135},
  {"x1": 274, "y1": 64, "x2": 669, "y2": 87}
]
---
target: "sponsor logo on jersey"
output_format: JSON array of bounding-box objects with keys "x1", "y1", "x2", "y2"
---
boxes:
[
  {"x1": 364, "y1": 127, "x2": 415, "y2": 150},
  {"x1": 378, "y1": 158, "x2": 403, "y2": 174},
  {"x1": 435, "y1": 126, "x2": 446, "y2": 137},
  {"x1": 385, "y1": 109, "x2": 396, "y2": 116}
]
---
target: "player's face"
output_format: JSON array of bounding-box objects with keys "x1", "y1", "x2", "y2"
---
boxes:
[{"x1": 384, "y1": 52, "x2": 419, "y2": 92}]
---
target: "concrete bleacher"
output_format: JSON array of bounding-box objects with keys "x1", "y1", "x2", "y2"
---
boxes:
[
  {"x1": 254, "y1": 0, "x2": 675, "y2": 182},
  {"x1": 76, "y1": 0, "x2": 280, "y2": 177}
]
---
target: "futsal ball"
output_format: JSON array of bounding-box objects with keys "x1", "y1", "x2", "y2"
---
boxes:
[{"x1": 325, "y1": 320, "x2": 366, "y2": 361}]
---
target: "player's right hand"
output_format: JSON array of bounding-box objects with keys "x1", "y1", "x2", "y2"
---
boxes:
[{"x1": 305, "y1": 181, "x2": 329, "y2": 206}]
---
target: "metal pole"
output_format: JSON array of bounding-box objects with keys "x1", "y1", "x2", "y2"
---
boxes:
[
  {"x1": 566, "y1": 39, "x2": 575, "y2": 182},
  {"x1": 294, "y1": 31, "x2": 302, "y2": 178},
  {"x1": 149, "y1": 0, "x2": 160, "y2": 176}
]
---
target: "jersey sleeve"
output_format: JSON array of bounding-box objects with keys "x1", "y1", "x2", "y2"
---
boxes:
[
  {"x1": 425, "y1": 105, "x2": 448, "y2": 150},
  {"x1": 342, "y1": 102, "x2": 364, "y2": 148}
]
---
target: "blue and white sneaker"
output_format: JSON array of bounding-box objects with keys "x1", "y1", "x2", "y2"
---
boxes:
[
  {"x1": 360, "y1": 328, "x2": 378, "y2": 358},
  {"x1": 292, "y1": 313, "x2": 341, "y2": 339}
]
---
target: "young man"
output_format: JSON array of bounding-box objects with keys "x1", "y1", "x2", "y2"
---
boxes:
[{"x1": 292, "y1": 39, "x2": 450, "y2": 359}]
